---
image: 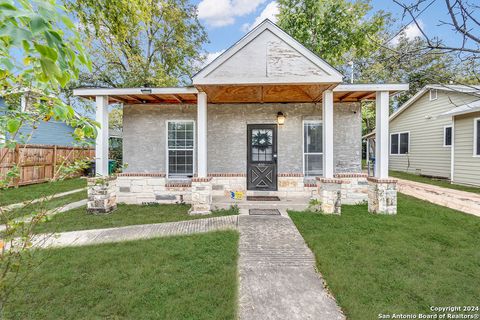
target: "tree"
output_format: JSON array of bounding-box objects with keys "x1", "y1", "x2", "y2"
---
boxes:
[
  {"x1": 0, "y1": 0, "x2": 96, "y2": 313},
  {"x1": 277, "y1": 0, "x2": 388, "y2": 68},
  {"x1": 65, "y1": 0, "x2": 208, "y2": 88}
]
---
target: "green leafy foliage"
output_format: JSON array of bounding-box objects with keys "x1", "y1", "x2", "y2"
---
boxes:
[
  {"x1": 65, "y1": 0, "x2": 208, "y2": 87},
  {"x1": 278, "y1": 0, "x2": 387, "y2": 68}
]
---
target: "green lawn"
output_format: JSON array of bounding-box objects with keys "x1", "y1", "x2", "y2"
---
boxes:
[
  {"x1": 33, "y1": 203, "x2": 238, "y2": 234},
  {"x1": 289, "y1": 194, "x2": 480, "y2": 320},
  {"x1": 6, "y1": 190, "x2": 87, "y2": 220},
  {"x1": 390, "y1": 170, "x2": 480, "y2": 194},
  {"x1": 4, "y1": 231, "x2": 239, "y2": 319},
  {"x1": 0, "y1": 178, "x2": 86, "y2": 206}
]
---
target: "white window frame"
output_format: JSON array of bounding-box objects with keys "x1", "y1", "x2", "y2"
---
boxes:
[
  {"x1": 390, "y1": 131, "x2": 410, "y2": 155},
  {"x1": 302, "y1": 120, "x2": 323, "y2": 177},
  {"x1": 443, "y1": 125, "x2": 453, "y2": 147},
  {"x1": 429, "y1": 89, "x2": 438, "y2": 101},
  {"x1": 474, "y1": 117, "x2": 480, "y2": 157},
  {"x1": 165, "y1": 120, "x2": 196, "y2": 178}
]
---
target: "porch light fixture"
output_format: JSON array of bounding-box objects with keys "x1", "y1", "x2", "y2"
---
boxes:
[
  {"x1": 277, "y1": 112, "x2": 286, "y2": 125},
  {"x1": 140, "y1": 88, "x2": 152, "y2": 94}
]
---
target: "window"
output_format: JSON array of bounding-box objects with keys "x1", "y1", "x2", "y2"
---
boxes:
[
  {"x1": 429, "y1": 89, "x2": 438, "y2": 101},
  {"x1": 390, "y1": 132, "x2": 409, "y2": 155},
  {"x1": 444, "y1": 125, "x2": 452, "y2": 147},
  {"x1": 475, "y1": 118, "x2": 480, "y2": 157},
  {"x1": 167, "y1": 121, "x2": 194, "y2": 177},
  {"x1": 303, "y1": 121, "x2": 323, "y2": 176}
]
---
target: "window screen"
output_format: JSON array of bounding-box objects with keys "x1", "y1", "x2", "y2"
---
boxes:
[
  {"x1": 304, "y1": 121, "x2": 323, "y2": 176},
  {"x1": 476, "y1": 120, "x2": 480, "y2": 156},
  {"x1": 400, "y1": 133, "x2": 409, "y2": 154},
  {"x1": 391, "y1": 134, "x2": 399, "y2": 154}
]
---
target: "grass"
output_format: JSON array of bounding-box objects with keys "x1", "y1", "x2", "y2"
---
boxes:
[
  {"x1": 0, "y1": 178, "x2": 86, "y2": 207},
  {"x1": 6, "y1": 190, "x2": 87, "y2": 219},
  {"x1": 390, "y1": 170, "x2": 480, "y2": 194},
  {"x1": 3, "y1": 231, "x2": 239, "y2": 319},
  {"x1": 33, "y1": 203, "x2": 239, "y2": 234},
  {"x1": 289, "y1": 193, "x2": 480, "y2": 320}
]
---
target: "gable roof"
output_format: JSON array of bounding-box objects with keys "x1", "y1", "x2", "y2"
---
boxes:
[
  {"x1": 192, "y1": 19, "x2": 343, "y2": 85},
  {"x1": 389, "y1": 84, "x2": 480, "y2": 122},
  {"x1": 363, "y1": 84, "x2": 480, "y2": 139},
  {"x1": 441, "y1": 99, "x2": 480, "y2": 117}
]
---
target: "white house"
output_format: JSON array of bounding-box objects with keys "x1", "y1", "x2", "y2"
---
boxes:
[{"x1": 74, "y1": 20, "x2": 408, "y2": 214}]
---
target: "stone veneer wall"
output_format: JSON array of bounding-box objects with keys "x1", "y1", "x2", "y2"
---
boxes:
[
  {"x1": 334, "y1": 173, "x2": 369, "y2": 204},
  {"x1": 87, "y1": 177, "x2": 117, "y2": 214},
  {"x1": 367, "y1": 177, "x2": 398, "y2": 214}
]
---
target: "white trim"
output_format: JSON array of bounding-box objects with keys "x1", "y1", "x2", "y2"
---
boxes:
[
  {"x1": 451, "y1": 120, "x2": 455, "y2": 181},
  {"x1": 376, "y1": 91, "x2": 390, "y2": 178},
  {"x1": 165, "y1": 120, "x2": 196, "y2": 178},
  {"x1": 333, "y1": 84, "x2": 409, "y2": 92},
  {"x1": 474, "y1": 117, "x2": 480, "y2": 157},
  {"x1": 192, "y1": 19, "x2": 343, "y2": 85},
  {"x1": 302, "y1": 120, "x2": 323, "y2": 177},
  {"x1": 389, "y1": 131, "x2": 410, "y2": 156},
  {"x1": 441, "y1": 99, "x2": 480, "y2": 117},
  {"x1": 73, "y1": 87, "x2": 198, "y2": 97},
  {"x1": 197, "y1": 92, "x2": 208, "y2": 177},
  {"x1": 429, "y1": 88, "x2": 438, "y2": 101}
]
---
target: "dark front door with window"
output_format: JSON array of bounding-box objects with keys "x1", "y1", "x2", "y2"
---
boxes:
[{"x1": 247, "y1": 124, "x2": 277, "y2": 191}]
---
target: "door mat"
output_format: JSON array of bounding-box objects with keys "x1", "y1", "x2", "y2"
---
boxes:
[
  {"x1": 246, "y1": 196, "x2": 281, "y2": 201},
  {"x1": 249, "y1": 209, "x2": 280, "y2": 215}
]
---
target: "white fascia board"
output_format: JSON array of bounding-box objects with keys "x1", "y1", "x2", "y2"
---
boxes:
[
  {"x1": 333, "y1": 84, "x2": 409, "y2": 92},
  {"x1": 194, "y1": 77, "x2": 342, "y2": 86},
  {"x1": 73, "y1": 87, "x2": 198, "y2": 97},
  {"x1": 192, "y1": 19, "x2": 343, "y2": 84},
  {"x1": 440, "y1": 100, "x2": 480, "y2": 117}
]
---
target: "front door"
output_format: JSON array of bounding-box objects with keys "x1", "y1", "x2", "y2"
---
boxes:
[{"x1": 247, "y1": 124, "x2": 277, "y2": 191}]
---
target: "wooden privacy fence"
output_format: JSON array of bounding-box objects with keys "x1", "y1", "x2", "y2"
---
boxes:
[{"x1": 0, "y1": 144, "x2": 95, "y2": 186}]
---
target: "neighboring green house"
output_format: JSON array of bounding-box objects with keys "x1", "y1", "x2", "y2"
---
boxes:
[{"x1": 365, "y1": 84, "x2": 480, "y2": 187}]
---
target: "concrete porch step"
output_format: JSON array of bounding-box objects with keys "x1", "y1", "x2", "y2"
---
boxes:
[{"x1": 212, "y1": 196, "x2": 310, "y2": 211}]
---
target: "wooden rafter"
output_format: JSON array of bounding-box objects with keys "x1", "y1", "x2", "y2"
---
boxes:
[
  {"x1": 337, "y1": 92, "x2": 354, "y2": 101},
  {"x1": 125, "y1": 95, "x2": 145, "y2": 103},
  {"x1": 356, "y1": 92, "x2": 375, "y2": 100}
]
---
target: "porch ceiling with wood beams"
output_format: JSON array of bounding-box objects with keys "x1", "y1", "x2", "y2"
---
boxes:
[{"x1": 73, "y1": 84, "x2": 408, "y2": 105}]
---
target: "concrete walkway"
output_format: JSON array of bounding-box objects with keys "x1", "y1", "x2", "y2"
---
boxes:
[
  {"x1": 238, "y1": 212, "x2": 344, "y2": 320},
  {"x1": 31, "y1": 215, "x2": 238, "y2": 248},
  {"x1": 396, "y1": 178, "x2": 480, "y2": 217},
  {"x1": 0, "y1": 199, "x2": 87, "y2": 232},
  {"x1": 0, "y1": 187, "x2": 87, "y2": 212}
]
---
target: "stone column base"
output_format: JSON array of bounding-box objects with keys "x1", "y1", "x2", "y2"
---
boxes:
[
  {"x1": 367, "y1": 177, "x2": 398, "y2": 214},
  {"x1": 87, "y1": 177, "x2": 117, "y2": 214},
  {"x1": 316, "y1": 177, "x2": 343, "y2": 214},
  {"x1": 189, "y1": 177, "x2": 213, "y2": 215}
]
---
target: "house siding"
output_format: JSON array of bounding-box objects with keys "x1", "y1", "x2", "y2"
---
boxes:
[
  {"x1": 122, "y1": 102, "x2": 361, "y2": 175},
  {"x1": 389, "y1": 91, "x2": 478, "y2": 178},
  {"x1": 0, "y1": 98, "x2": 77, "y2": 146},
  {"x1": 452, "y1": 111, "x2": 480, "y2": 187}
]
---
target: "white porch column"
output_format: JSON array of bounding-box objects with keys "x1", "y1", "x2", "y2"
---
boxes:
[
  {"x1": 197, "y1": 92, "x2": 208, "y2": 178},
  {"x1": 95, "y1": 95, "x2": 109, "y2": 176},
  {"x1": 375, "y1": 91, "x2": 389, "y2": 179},
  {"x1": 322, "y1": 90, "x2": 334, "y2": 178}
]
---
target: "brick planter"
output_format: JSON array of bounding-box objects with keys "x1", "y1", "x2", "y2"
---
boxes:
[
  {"x1": 87, "y1": 176, "x2": 117, "y2": 214},
  {"x1": 316, "y1": 177, "x2": 343, "y2": 214},
  {"x1": 189, "y1": 177, "x2": 213, "y2": 215},
  {"x1": 367, "y1": 177, "x2": 398, "y2": 214}
]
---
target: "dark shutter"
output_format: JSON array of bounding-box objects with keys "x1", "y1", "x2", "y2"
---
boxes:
[
  {"x1": 391, "y1": 134, "x2": 399, "y2": 154},
  {"x1": 400, "y1": 133, "x2": 409, "y2": 154},
  {"x1": 445, "y1": 126, "x2": 452, "y2": 146}
]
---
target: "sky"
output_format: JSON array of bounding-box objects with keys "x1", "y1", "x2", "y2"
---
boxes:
[{"x1": 192, "y1": 0, "x2": 462, "y2": 64}]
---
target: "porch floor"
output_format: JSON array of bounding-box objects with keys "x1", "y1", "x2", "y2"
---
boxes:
[{"x1": 212, "y1": 195, "x2": 310, "y2": 211}]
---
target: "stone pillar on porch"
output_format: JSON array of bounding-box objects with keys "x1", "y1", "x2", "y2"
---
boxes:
[
  {"x1": 369, "y1": 91, "x2": 397, "y2": 214},
  {"x1": 367, "y1": 177, "x2": 397, "y2": 214},
  {"x1": 87, "y1": 95, "x2": 117, "y2": 214},
  {"x1": 190, "y1": 177, "x2": 213, "y2": 215},
  {"x1": 316, "y1": 177, "x2": 342, "y2": 214}
]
